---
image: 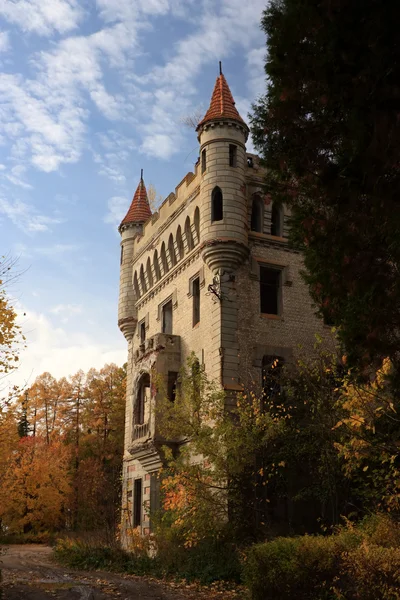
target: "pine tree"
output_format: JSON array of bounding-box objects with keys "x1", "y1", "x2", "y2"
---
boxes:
[{"x1": 250, "y1": 0, "x2": 400, "y2": 372}]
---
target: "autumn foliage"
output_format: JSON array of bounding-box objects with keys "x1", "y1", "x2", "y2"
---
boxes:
[{"x1": 0, "y1": 363, "x2": 126, "y2": 535}]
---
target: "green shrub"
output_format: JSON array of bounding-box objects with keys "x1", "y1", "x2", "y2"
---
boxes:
[{"x1": 244, "y1": 535, "x2": 341, "y2": 600}]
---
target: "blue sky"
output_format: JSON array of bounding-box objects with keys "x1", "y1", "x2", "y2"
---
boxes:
[{"x1": 0, "y1": 0, "x2": 267, "y2": 388}]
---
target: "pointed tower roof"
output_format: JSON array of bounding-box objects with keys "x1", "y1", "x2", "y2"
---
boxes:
[
  {"x1": 119, "y1": 170, "x2": 152, "y2": 230},
  {"x1": 197, "y1": 63, "x2": 247, "y2": 129}
]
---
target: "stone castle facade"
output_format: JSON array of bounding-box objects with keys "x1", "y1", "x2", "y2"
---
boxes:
[{"x1": 118, "y1": 68, "x2": 332, "y2": 537}]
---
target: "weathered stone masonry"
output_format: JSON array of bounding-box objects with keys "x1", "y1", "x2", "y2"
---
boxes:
[{"x1": 117, "y1": 69, "x2": 334, "y2": 543}]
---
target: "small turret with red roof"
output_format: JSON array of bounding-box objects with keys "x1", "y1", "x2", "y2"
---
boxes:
[{"x1": 119, "y1": 170, "x2": 152, "y2": 233}]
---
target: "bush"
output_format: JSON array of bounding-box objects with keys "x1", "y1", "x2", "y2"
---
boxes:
[{"x1": 243, "y1": 535, "x2": 343, "y2": 600}]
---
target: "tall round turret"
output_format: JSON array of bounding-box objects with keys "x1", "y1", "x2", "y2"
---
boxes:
[
  {"x1": 197, "y1": 65, "x2": 250, "y2": 275},
  {"x1": 118, "y1": 172, "x2": 152, "y2": 340}
]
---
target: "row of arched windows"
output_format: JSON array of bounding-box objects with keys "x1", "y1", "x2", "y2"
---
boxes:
[
  {"x1": 133, "y1": 208, "x2": 200, "y2": 299},
  {"x1": 250, "y1": 193, "x2": 283, "y2": 237}
]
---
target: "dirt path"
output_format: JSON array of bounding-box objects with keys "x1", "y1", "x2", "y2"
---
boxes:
[{"x1": 0, "y1": 545, "x2": 185, "y2": 600}]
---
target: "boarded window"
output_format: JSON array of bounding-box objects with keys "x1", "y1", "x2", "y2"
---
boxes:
[
  {"x1": 201, "y1": 149, "x2": 206, "y2": 173},
  {"x1": 162, "y1": 300, "x2": 173, "y2": 334},
  {"x1": 260, "y1": 267, "x2": 281, "y2": 315},
  {"x1": 229, "y1": 144, "x2": 237, "y2": 167},
  {"x1": 192, "y1": 277, "x2": 200, "y2": 326},
  {"x1": 211, "y1": 187, "x2": 223, "y2": 222},
  {"x1": 133, "y1": 478, "x2": 142, "y2": 528}
]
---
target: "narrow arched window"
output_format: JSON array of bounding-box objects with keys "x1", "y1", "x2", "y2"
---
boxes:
[
  {"x1": 153, "y1": 250, "x2": 161, "y2": 282},
  {"x1": 120, "y1": 245, "x2": 124, "y2": 265},
  {"x1": 135, "y1": 373, "x2": 150, "y2": 425},
  {"x1": 161, "y1": 242, "x2": 168, "y2": 274},
  {"x1": 133, "y1": 272, "x2": 140, "y2": 299},
  {"x1": 140, "y1": 264, "x2": 147, "y2": 294},
  {"x1": 211, "y1": 187, "x2": 223, "y2": 222},
  {"x1": 176, "y1": 226, "x2": 184, "y2": 260},
  {"x1": 185, "y1": 217, "x2": 193, "y2": 252},
  {"x1": 201, "y1": 149, "x2": 206, "y2": 174},
  {"x1": 168, "y1": 233, "x2": 176, "y2": 268},
  {"x1": 251, "y1": 194, "x2": 264, "y2": 233},
  {"x1": 271, "y1": 202, "x2": 282, "y2": 236},
  {"x1": 146, "y1": 257, "x2": 153, "y2": 289},
  {"x1": 194, "y1": 207, "x2": 200, "y2": 245}
]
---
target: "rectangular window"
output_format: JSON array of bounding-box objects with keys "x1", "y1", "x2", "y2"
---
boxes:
[
  {"x1": 162, "y1": 300, "x2": 173, "y2": 334},
  {"x1": 167, "y1": 371, "x2": 178, "y2": 402},
  {"x1": 120, "y1": 245, "x2": 124, "y2": 265},
  {"x1": 260, "y1": 266, "x2": 281, "y2": 315},
  {"x1": 192, "y1": 277, "x2": 200, "y2": 326},
  {"x1": 229, "y1": 144, "x2": 237, "y2": 167},
  {"x1": 201, "y1": 149, "x2": 206, "y2": 173},
  {"x1": 133, "y1": 478, "x2": 142, "y2": 528},
  {"x1": 140, "y1": 321, "x2": 146, "y2": 343}
]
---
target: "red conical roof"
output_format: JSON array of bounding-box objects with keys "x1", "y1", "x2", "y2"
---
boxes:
[
  {"x1": 197, "y1": 67, "x2": 246, "y2": 128},
  {"x1": 120, "y1": 174, "x2": 152, "y2": 229}
]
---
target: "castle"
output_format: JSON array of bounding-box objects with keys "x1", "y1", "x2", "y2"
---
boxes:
[{"x1": 117, "y1": 67, "x2": 332, "y2": 537}]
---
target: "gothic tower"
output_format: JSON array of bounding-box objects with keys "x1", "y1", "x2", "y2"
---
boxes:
[
  {"x1": 197, "y1": 63, "x2": 250, "y2": 275},
  {"x1": 118, "y1": 171, "x2": 152, "y2": 340}
]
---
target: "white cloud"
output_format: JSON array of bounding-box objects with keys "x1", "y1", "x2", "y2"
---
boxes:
[
  {"x1": 104, "y1": 196, "x2": 128, "y2": 227},
  {"x1": 0, "y1": 0, "x2": 83, "y2": 36},
  {"x1": 11, "y1": 306, "x2": 126, "y2": 388},
  {"x1": 0, "y1": 30, "x2": 9, "y2": 52},
  {"x1": 0, "y1": 196, "x2": 63, "y2": 233}
]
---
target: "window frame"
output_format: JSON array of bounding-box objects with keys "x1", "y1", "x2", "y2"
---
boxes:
[
  {"x1": 162, "y1": 299, "x2": 173, "y2": 334},
  {"x1": 211, "y1": 186, "x2": 223, "y2": 222},
  {"x1": 229, "y1": 144, "x2": 237, "y2": 167},
  {"x1": 259, "y1": 264, "x2": 282, "y2": 316},
  {"x1": 201, "y1": 148, "x2": 206, "y2": 174},
  {"x1": 133, "y1": 478, "x2": 143, "y2": 528},
  {"x1": 192, "y1": 276, "x2": 200, "y2": 327}
]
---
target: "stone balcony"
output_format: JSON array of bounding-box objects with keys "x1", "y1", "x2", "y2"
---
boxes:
[{"x1": 134, "y1": 332, "x2": 181, "y2": 363}]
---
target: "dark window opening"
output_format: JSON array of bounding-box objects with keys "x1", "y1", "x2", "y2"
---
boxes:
[
  {"x1": 140, "y1": 321, "x2": 146, "y2": 344},
  {"x1": 162, "y1": 300, "x2": 173, "y2": 334},
  {"x1": 120, "y1": 245, "x2": 124, "y2": 265},
  {"x1": 251, "y1": 196, "x2": 263, "y2": 233},
  {"x1": 323, "y1": 313, "x2": 335, "y2": 327},
  {"x1": 192, "y1": 277, "x2": 200, "y2": 326},
  {"x1": 191, "y1": 358, "x2": 201, "y2": 399},
  {"x1": 135, "y1": 373, "x2": 150, "y2": 425},
  {"x1": 167, "y1": 371, "x2": 178, "y2": 402},
  {"x1": 271, "y1": 203, "x2": 282, "y2": 236},
  {"x1": 211, "y1": 187, "x2": 223, "y2": 222},
  {"x1": 260, "y1": 267, "x2": 281, "y2": 315},
  {"x1": 229, "y1": 144, "x2": 237, "y2": 167},
  {"x1": 247, "y1": 156, "x2": 254, "y2": 168},
  {"x1": 201, "y1": 149, "x2": 206, "y2": 173},
  {"x1": 133, "y1": 478, "x2": 142, "y2": 528},
  {"x1": 262, "y1": 356, "x2": 284, "y2": 404}
]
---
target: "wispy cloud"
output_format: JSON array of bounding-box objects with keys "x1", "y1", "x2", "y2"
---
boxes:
[
  {"x1": 104, "y1": 196, "x2": 128, "y2": 227},
  {"x1": 0, "y1": 30, "x2": 10, "y2": 52},
  {"x1": 0, "y1": 196, "x2": 63, "y2": 233},
  {"x1": 0, "y1": 0, "x2": 84, "y2": 36}
]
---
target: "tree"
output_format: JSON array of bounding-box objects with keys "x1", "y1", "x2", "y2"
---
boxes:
[
  {"x1": 250, "y1": 0, "x2": 400, "y2": 372},
  {"x1": 0, "y1": 254, "x2": 25, "y2": 405}
]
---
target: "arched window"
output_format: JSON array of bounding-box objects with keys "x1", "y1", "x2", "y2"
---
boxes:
[
  {"x1": 271, "y1": 202, "x2": 282, "y2": 236},
  {"x1": 185, "y1": 217, "x2": 193, "y2": 252},
  {"x1": 153, "y1": 250, "x2": 161, "y2": 282},
  {"x1": 176, "y1": 226, "x2": 184, "y2": 260},
  {"x1": 168, "y1": 233, "x2": 176, "y2": 268},
  {"x1": 140, "y1": 264, "x2": 147, "y2": 294},
  {"x1": 160, "y1": 242, "x2": 168, "y2": 274},
  {"x1": 251, "y1": 194, "x2": 264, "y2": 233},
  {"x1": 133, "y1": 272, "x2": 140, "y2": 299},
  {"x1": 262, "y1": 356, "x2": 284, "y2": 404},
  {"x1": 135, "y1": 373, "x2": 150, "y2": 425},
  {"x1": 146, "y1": 257, "x2": 153, "y2": 289},
  {"x1": 194, "y1": 206, "x2": 200, "y2": 245},
  {"x1": 211, "y1": 186, "x2": 223, "y2": 222}
]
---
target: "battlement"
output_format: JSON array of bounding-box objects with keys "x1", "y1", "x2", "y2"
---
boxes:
[{"x1": 133, "y1": 162, "x2": 201, "y2": 256}]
